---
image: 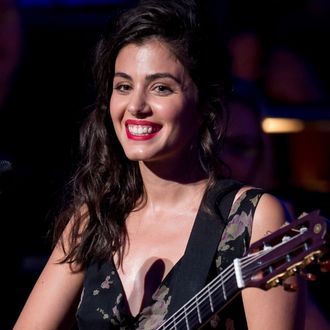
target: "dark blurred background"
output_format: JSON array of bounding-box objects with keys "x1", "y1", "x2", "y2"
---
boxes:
[{"x1": 0, "y1": 0, "x2": 329, "y2": 329}]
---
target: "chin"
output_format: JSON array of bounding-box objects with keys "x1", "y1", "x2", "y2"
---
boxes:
[{"x1": 124, "y1": 150, "x2": 150, "y2": 161}]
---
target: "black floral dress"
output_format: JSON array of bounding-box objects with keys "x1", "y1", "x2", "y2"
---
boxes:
[{"x1": 76, "y1": 182, "x2": 264, "y2": 329}]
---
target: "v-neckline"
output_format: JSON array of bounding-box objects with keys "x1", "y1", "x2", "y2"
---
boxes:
[
  {"x1": 110, "y1": 180, "x2": 243, "y2": 319},
  {"x1": 111, "y1": 189, "x2": 209, "y2": 318},
  {"x1": 111, "y1": 255, "x2": 184, "y2": 318}
]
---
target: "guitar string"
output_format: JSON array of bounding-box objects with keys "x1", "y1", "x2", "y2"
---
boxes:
[
  {"x1": 157, "y1": 250, "x2": 267, "y2": 329},
  {"x1": 193, "y1": 241, "x2": 306, "y2": 329},
  {"x1": 193, "y1": 233, "x2": 305, "y2": 327},
  {"x1": 158, "y1": 229, "x2": 305, "y2": 330},
  {"x1": 188, "y1": 251, "x2": 268, "y2": 327}
]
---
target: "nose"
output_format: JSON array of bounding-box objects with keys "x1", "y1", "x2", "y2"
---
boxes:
[{"x1": 127, "y1": 90, "x2": 151, "y2": 117}]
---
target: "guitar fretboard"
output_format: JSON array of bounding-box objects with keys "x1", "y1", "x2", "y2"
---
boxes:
[{"x1": 157, "y1": 264, "x2": 239, "y2": 329}]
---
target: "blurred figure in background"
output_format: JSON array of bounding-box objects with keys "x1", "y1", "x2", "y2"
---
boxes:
[
  {"x1": 228, "y1": 29, "x2": 328, "y2": 105},
  {"x1": 0, "y1": 1, "x2": 22, "y2": 329},
  {"x1": 221, "y1": 79, "x2": 275, "y2": 190},
  {"x1": 0, "y1": 0, "x2": 21, "y2": 111},
  {"x1": 0, "y1": 0, "x2": 21, "y2": 172},
  {"x1": 223, "y1": 28, "x2": 330, "y2": 326}
]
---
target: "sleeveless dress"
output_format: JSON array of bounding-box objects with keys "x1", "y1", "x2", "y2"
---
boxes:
[{"x1": 76, "y1": 181, "x2": 264, "y2": 329}]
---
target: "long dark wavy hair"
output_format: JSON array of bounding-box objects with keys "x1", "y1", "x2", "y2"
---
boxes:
[{"x1": 53, "y1": 0, "x2": 231, "y2": 268}]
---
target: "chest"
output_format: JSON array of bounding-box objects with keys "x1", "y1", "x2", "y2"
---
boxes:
[{"x1": 114, "y1": 208, "x2": 198, "y2": 316}]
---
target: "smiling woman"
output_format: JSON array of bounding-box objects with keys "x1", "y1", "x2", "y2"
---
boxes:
[
  {"x1": 110, "y1": 40, "x2": 200, "y2": 163},
  {"x1": 13, "y1": 1, "x2": 305, "y2": 329}
]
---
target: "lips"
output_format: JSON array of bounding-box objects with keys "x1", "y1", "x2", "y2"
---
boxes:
[{"x1": 125, "y1": 119, "x2": 162, "y2": 140}]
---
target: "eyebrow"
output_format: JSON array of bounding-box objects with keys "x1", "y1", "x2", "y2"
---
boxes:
[{"x1": 114, "y1": 72, "x2": 181, "y2": 84}]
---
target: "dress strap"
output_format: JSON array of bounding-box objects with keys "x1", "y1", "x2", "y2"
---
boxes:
[{"x1": 166, "y1": 179, "x2": 243, "y2": 318}]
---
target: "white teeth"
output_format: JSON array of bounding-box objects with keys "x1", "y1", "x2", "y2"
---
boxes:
[{"x1": 128, "y1": 124, "x2": 156, "y2": 136}]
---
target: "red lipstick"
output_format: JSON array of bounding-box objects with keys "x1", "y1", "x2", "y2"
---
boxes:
[{"x1": 125, "y1": 120, "x2": 161, "y2": 141}]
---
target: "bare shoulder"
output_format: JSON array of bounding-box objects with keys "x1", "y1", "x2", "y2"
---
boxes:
[
  {"x1": 235, "y1": 186, "x2": 288, "y2": 244},
  {"x1": 251, "y1": 191, "x2": 288, "y2": 244}
]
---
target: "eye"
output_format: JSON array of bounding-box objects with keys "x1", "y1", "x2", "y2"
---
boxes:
[
  {"x1": 114, "y1": 83, "x2": 132, "y2": 94},
  {"x1": 153, "y1": 84, "x2": 173, "y2": 95}
]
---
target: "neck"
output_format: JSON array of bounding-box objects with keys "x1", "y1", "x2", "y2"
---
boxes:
[
  {"x1": 140, "y1": 143, "x2": 207, "y2": 181},
  {"x1": 138, "y1": 159, "x2": 209, "y2": 212}
]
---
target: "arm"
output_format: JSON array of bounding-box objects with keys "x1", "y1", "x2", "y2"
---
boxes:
[
  {"x1": 242, "y1": 193, "x2": 306, "y2": 330},
  {"x1": 13, "y1": 242, "x2": 85, "y2": 330}
]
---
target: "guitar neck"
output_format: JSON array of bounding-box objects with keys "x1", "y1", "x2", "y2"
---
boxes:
[
  {"x1": 157, "y1": 264, "x2": 240, "y2": 329},
  {"x1": 157, "y1": 212, "x2": 329, "y2": 329}
]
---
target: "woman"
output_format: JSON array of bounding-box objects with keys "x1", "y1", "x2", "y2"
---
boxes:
[{"x1": 14, "y1": 0, "x2": 304, "y2": 329}]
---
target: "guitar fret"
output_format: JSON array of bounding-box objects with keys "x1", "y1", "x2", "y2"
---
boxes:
[
  {"x1": 220, "y1": 273, "x2": 227, "y2": 300},
  {"x1": 195, "y1": 296, "x2": 202, "y2": 324},
  {"x1": 184, "y1": 305, "x2": 190, "y2": 329},
  {"x1": 169, "y1": 314, "x2": 184, "y2": 330},
  {"x1": 207, "y1": 285, "x2": 214, "y2": 312}
]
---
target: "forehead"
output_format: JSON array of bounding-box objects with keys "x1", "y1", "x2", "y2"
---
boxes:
[{"x1": 115, "y1": 39, "x2": 183, "y2": 72}]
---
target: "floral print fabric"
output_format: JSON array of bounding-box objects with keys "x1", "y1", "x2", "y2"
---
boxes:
[{"x1": 76, "y1": 184, "x2": 264, "y2": 329}]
